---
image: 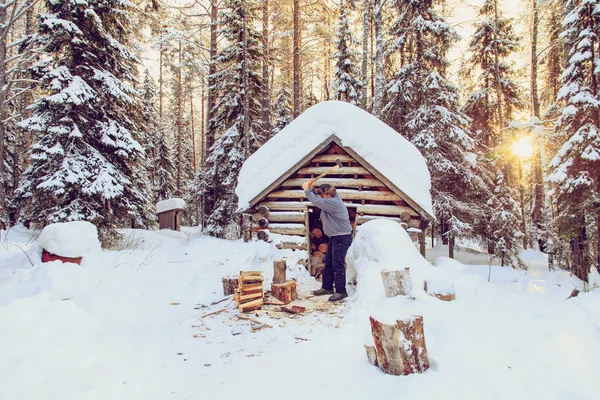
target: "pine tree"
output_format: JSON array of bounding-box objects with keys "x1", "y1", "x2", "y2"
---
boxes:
[
  {"x1": 272, "y1": 87, "x2": 293, "y2": 136},
  {"x1": 199, "y1": 0, "x2": 262, "y2": 238},
  {"x1": 140, "y1": 70, "x2": 160, "y2": 200},
  {"x1": 549, "y1": 0, "x2": 600, "y2": 282},
  {"x1": 462, "y1": 0, "x2": 523, "y2": 148},
  {"x1": 382, "y1": 0, "x2": 490, "y2": 255},
  {"x1": 330, "y1": 0, "x2": 362, "y2": 105},
  {"x1": 154, "y1": 122, "x2": 176, "y2": 201},
  {"x1": 14, "y1": 0, "x2": 152, "y2": 236},
  {"x1": 486, "y1": 171, "x2": 525, "y2": 268}
]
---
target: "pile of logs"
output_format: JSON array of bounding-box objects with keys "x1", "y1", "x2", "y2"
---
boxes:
[
  {"x1": 234, "y1": 271, "x2": 264, "y2": 313},
  {"x1": 309, "y1": 228, "x2": 327, "y2": 279}
]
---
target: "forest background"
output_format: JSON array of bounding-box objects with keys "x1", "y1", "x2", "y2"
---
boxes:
[{"x1": 1, "y1": 0, "x2": 599, "y2": 284}]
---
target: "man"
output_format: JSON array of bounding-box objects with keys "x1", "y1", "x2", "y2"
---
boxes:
[{"x1": 301, "y1": 179, "x2": 353, "y2": 301}]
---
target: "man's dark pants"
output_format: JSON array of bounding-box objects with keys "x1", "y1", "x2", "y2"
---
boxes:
[{"x1": 322, "y1": 234, "x2": 353, "y2": 294}]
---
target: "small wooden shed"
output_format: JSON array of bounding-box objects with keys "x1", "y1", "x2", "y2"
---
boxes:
[
  {"x1": 236, "y1": 101, "x2": 435, "y2": 274},
  {"x1": 156, "y1": 198, "x2": 186, "y2": 231}
]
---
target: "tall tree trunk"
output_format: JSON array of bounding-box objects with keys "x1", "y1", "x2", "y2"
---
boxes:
[
  {"x1": 361, "y1": 0, "x2": 370, "y2": 110},
  {"x1": 518, "y1": 158, "x2": 528, "y2": 249},
  {"x1": 176, "y1": 43, "x2": 183, "y2": 195},
  {"x1": 201, "y1": 77, "x2": 205, "y2": 167},
  {"x1": 492, "y1": 0, "x2": 504, "y2": 129},
  {"x1": 538, "y1": 135, "x2": 554, "y2": 270},
  {"x1": 206, "y1": 1, "x2": 218, "y2": 152},
  {"x1": 530, "y1": 0, "x2": 543, "y2": 251},
  {"x1": 372, "y1": 0, "x2": 383, "y2": 117},
  {"x1": 159, "y1": 48, "x2": 164, "y2": 120},
  {"x1": 242, "y1": 0, "x2": 250, "y2": 158},
  {"x1": 0, "y1": 4, "x2": 7, "y2": 225},
  {"x1": 262, "y1": 0, "x2": 271, "y2": 140},
  {"x1": 190, "y1": 84, "x2": 196, "y2": 171},
  {"x1": 293, "y1": 0, "x2": 301, "y2": 117}
]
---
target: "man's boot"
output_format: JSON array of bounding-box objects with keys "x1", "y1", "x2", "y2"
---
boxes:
[
  {"x1": 328, "y1": 292, "x2": 348, "y2": 302},
  {"x1": 313, "y1": 288, "x2": 334, "y2": 296}
]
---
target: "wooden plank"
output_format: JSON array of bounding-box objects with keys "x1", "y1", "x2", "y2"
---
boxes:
[
  {"x1": 356, "y1": 204, "x2": 419, "y2": 217},
  {"x1": 267, "y1": 189, "x2": 401, "y2": 202},
  {"x1": 356, "y1": 215, "x2": 404, "y2": 225},
  {"x1": 275, "y1": 242, "x2": 307, "y2": 250},
  {"x1": 263, "y1": 226, "x2": 306, "y2": 235},
  {"x1": 310, "y1": 154, "x2": 354, "y2": 163},
  {"x1": 297, "y1": 166, "x2": 369, "y2": 175},
  {"x1": 281, "y1": 178, "x2": 386, "y2": 188}
]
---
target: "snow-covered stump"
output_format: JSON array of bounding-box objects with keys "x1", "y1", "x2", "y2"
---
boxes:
[
  {"x1": 271, "y1": 280, "x2": 297, "y2": 304},
  {"x1": 369, "y1": 315, "x2": 430, "y2": 376},
  {"x1": 424, "y1": 280, "x2": 456, "y2": 302},
  {"x1": 381, "y1": 268, "x2": 412, "y2": 297},
  {"x1": 273, "y1": 260, "x2": 287, "y2": 284},
  {"x1": 222, "y1": 277, "x2": 239, "y2": 296}
]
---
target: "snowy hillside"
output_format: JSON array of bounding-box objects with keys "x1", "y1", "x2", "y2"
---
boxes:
[{"x1": 1, "y1": 223, "x2": 599, "y2": 400}]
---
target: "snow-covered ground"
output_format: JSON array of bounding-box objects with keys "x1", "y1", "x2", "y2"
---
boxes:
[{"x1": 1, "y1": 223, "x2": 599, "y2": 400}]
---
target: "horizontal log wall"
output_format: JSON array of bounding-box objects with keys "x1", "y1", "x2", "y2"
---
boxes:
[{"x1": 254, "y1": 144, "x2": 427, "y2": 245}]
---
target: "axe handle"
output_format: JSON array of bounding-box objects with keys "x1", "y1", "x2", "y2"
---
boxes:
[{"x1": 313, "y1": 165, "x2": 340, "y2": 182}]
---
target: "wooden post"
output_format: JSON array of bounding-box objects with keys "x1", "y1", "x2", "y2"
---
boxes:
[
  {"x1": 242, "y1": 213, "x2": 251, "y2": 242},
  {"x1": 381, "y1": 268, "x2": 412, "y2": 297},
  {"x1": 271, "y1": 280, "x2": 297, "y2": 304},
  {"x1": 273, "y1": 259, "x2": 287, "y2": 284},
  {"x1": 418, "y1": 231, "x2": 426, "y2": 257},
  {"x1": 369, "y1": 315, "x2": 430, "y2": 375}
]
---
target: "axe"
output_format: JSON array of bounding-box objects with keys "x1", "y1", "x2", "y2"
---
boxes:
[{"x1": 312, "y1": 158, "x2": 343, "y2": 183}]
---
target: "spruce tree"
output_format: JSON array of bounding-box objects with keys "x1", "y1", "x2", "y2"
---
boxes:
[
  {"x1": 198, "y1": 0, "x2": 262, "y2": 238},
  {"x1": 549, "y1": 0, "x2": 600, "y2": 281},
  {"x1": 272, "y1": 87, "x2": 293, "y2": 137},
  {"x1": 330, "y1": 0, "x2": 362, "y2": 105},
  {"x1": 382, "y1": 0, "x2": 490, "y2": 252},
  {"x1": 462, "y1": 0, "x2": 522, "y2": 148},
  {"x1": 486, "y1": 171, "x2": 525, "y2": 268},
  {"x1": 140, "y1": 69, "x2": 160, "y2": 200},
  {"x1": 15, "y1": 0, "x2": 152, "y2": 235}
]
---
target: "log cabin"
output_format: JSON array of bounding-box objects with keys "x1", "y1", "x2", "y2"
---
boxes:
[{"x1": 236, "y1": 101, "x2": 434, "y2": 275}]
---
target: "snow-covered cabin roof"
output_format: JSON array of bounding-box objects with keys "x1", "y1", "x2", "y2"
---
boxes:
[
  {"x1": 156, "y1": 198, "x2": 186, "y2": 214},
  {"x1": 236, "y1": 101, "x2": 434, "y2": 218}
]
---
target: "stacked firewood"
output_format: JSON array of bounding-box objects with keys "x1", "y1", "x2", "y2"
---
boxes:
[
  {"x1": 309, "y1": 228, "x2": 327, "y2": 278},
  {"x1": 234, "y1": 271, "x2": 264, "y2": 313}
]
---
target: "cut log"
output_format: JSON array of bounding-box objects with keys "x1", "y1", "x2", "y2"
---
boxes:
[
  {"x1": 257, "y1": 205, "x2": 270, "y2": 216},
  {"x1": 239, "y1": 298, "x2": 263, "y2": 313},
  {"x1": 41, "y1": 250, "x2": 83, "y2": 265},
  {"x1": 356, "y1": 204, "x2": 417, "y2": 217},
  {"x1": 276, "y1": 242, "x2": 307, "y2": 251},
  {"x1": 311, "y1": 251, "x2": 324, "y2": 262},
  {"x1": 424, "y1": 280, "x2": 455, "y2": 301},
  {"x1": 257, "y1": 201, "x2": 360, "y2": 211},
  {"x1": 356, "y1": 215, "x2": 403, "y2": 225},
  {"x1": 258, "y1": 217, "x2": 269, "y2": 228},
  {"x1": 298, "y1": 166, "x2": 369, "y2": 175},
  {"x1": 381, "y1": 268, "x2": 412, "y2": 297},
  {"x1": 318, "y1": 243, "x2": 328, "y2": 253},
  {"x1": 282, "y1": 178, "x2": 386, "y2": 188},
  {"x1": 267, "y1": 189, "x2": 401, "y2": 202},
  {"x1": 222, "y1": 277, "x2": 239, "y2": 296},
  {"x1": 267, "y1": 225, "x2": 305, "y2": 236},
  {"x1": 369, "y1": 315, "x2": 430, "y2": 375},
  {"x1": 365, "y1": 345, "x2": 378, "y2": 366},
  {"x1": 280, "y1": 305, "x2": 306, "y2": 314},
  {"x1": 312, "y1": 228, "x2": 323, "y2": 239},
  {"x1": 271, "y1": 280, "x2": 297, "y2": 304},
  {"x1": 236, "y1": 271, "x2": 264, "y2": 313},
  {"x1": 265, "y1": 211, "x2": 305, "y2": 223},
  {"x1": 400, "y1": 211, "x2": 412, "y2": 222},
  {"x1": 273, "y1": 259, "x2": 287, "y2": 284},
  {"x1": 257, "y1": 230, "x2": 269, "y2": 242},
  {"x1": 311, "y1": 243, "x2": 317, "y2": 251},
  {"x1": 311, "y1": 154, "x2": 354, "y2": 163}
]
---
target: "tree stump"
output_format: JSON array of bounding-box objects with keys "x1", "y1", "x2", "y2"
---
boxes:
[
  {"x1": 273, "y1": 259, "x2": 287, "y2": 284},
  {"x1": 423, "y1": 280, "x2": 455, "y2": 301},
  {"x1": 365, "y1": 344, "x2": 378, "y2": 366},
  {"x1": 381, "y1": 268, "x2": 412, "y2": 297},
  {"x1": 222, "y1": 277, "x2": 239, "y2": 296},
  {"x1": 369, "y1": 315, "x2": 430, "y2": 376},
  {"x1": 271, "y1": 280, "x2": 297, "y2": 304}
]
